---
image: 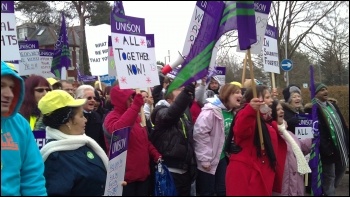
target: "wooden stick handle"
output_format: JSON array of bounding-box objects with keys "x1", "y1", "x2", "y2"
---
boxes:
[
  {"x1": 241, "y1": 52, "x2": 248, "y2": 85},
  {"x1": 247, "y1": 49, "x2": 265, "y2": 151}
]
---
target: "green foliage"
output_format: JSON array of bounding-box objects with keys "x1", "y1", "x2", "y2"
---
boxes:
[{"x1": 15, "y1": 1, "x2": 53, "y2": 24}]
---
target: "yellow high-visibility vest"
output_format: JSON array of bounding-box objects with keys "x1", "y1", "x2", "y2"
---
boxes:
[{"x1": 29, "y1": 116, "x2": 37, "y2": 131}]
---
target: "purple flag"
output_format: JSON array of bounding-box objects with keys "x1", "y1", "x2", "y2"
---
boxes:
[
  {"x1": 236, "y1": 1, "x2": 257, "y2": 50},
  {"x1": 309, "y1": 65, "x2": 323, "y2": 196},
  {"x1": 51, "y1": 12, "x2": 71, "y2": 79}
]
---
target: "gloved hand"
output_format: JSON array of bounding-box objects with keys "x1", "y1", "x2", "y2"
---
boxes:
[
  {"x1": 184, "y1": 83, "x2": 195, "y2": 95},
  {"x1": 132, "y1": 93, "x2": 144, "y2": 108}
]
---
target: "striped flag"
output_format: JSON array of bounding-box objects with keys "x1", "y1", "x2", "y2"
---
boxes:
[
  {"x1": 167, "y1": 1, "x2": 258, "y2": 94},
  {"x1": 309, "y1": 65, "x2": 323, "y2": 196},
  {"x1": 236, "y1": 1, "x2": 257, "y2": 50},
  {"x1": 111, "y1": 1, "x2": 126, "y2": 23},
  {"x1": 51, "y1": 12, "x2": 71, "y2": 79}
]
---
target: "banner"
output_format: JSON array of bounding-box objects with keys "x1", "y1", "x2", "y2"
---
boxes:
[
  {"x1": 263, "y1": 25, "x2": 280, "y2": 74},
  {"x1": 108, "y1": 36, "x2": 117, "y2": 77},
  {"x1": 33, "y1": 130, "x2": 47, "y2": 150},
  {"x1": 214, "y1": 66, "x2": 226, "y2": 85},
  {"x1": 39, "y1": 49, "x2": 56, "y2": 78},
  {"x1": 237, "y1": 1, "x2": 272, "y2": 54},
  {"x1": 104, "y1": 127, "x2": 130, "y2": 196},
  {"x1": 86, "y1": 24, "x2": 111, "y2": 76},
  {"x1": 18, "y1": 40, "x2": 41, "y2": 76},
  {"x1": 111, "y1": 14, "x2": 160, "y2": 89},
  {"x1": 295, "y1": 114, "x2": 313, "y2": 139},
  {"x1": 1, "y1": 1, "x2": 20, "y2": 61}
]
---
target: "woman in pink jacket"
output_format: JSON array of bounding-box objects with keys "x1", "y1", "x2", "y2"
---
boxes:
[
  {"x1": 271, "y1": 99, "x2": 312, "y2": 196},
  {"x1": 193, "y1": 83, "x2": 243, "y2": 196}
]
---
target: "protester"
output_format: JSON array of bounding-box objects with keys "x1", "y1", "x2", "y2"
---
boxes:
[
  {"x1": 282, "y1": 85, "x2": 305, "y2": 134},
  {"x1": 271, "y1": 88, "x2": 279, "y2": 100},
  {"x1": 1, "y1": 61, "x2": 47, "y2": 196},
  {"x1": 140, "y1": 90, "x2": 154, "y2": 135},
  {"x1": 93, "y1": 89, "x2": 109, "y2": 121},
  {"x1": 60, "y1": 80, "x2": 75, "y2": 97},
  {"x1": 193, "y1": 83, "x2": 242, "y2": 196},
  {"x1": 103, "y1": 85, "x2": 162, "y2": 196},
  {"x1": 38, "y1": 90, "x2": 109, "y2": 195},
  {"x1": 104, "y1": 86, "x2": 113, "y2": 111},
  {"x1": 270, "y1": 99, "x2": 312, "y2": 196},
  {"x1": 306, "y1": 83, "x2": 349, "y2": 196},
  {"x1": 75, "y1": 85, "x2": 107, "y2": 153},
  {"x1": 150, "y1": 83, "x2": 197, "y2": 196},
  {"x1": 46, "y1": 77, "x2": 62, "y2": 90},
  {"x1": 19, "y1": 75, "x2": 51, "y2": 131},
  {"x1": 226, "y1": 85, "x2": 287, "y2": 196}
]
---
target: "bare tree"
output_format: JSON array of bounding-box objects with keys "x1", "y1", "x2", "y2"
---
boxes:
[{"x1": 270, "y1": 1, "x2": 346, "y2": 86}]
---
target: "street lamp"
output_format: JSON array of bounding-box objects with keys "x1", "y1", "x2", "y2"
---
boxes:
[{"x1": 285, "y1": 18, "x2": 292, "y2": 87}]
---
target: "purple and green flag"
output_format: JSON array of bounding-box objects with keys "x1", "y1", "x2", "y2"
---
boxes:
[
  {"x1": 309, "y1": 65, "x2": 323, "y2": 196},
  {"x1": 111, "y1": 1, "x2": 126, "y2": 24},
  {"x1": 167, "y1": 1, "x2": 257, "y2": 94},
  {"x1": 51, "y1": 12, "x2": 71, "y2": 79}
]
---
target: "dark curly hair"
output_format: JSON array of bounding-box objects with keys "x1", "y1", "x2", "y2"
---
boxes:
[{"x1": 42, "y1": 106, "x2": 79, "y2": 129}]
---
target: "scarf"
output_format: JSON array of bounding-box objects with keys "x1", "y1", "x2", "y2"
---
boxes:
[
  {"x1": 40, "y1": 126, "x2": 109, "y2": 169},
  {"x1": 315, "y1": 99, "x2": 349, "y2": 168},
  {"x1": 278, "y1": 123, "x2": 312, "y2": 175}
]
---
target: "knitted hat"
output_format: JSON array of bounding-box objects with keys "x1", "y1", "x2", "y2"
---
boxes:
[
  {"x1": 314, "y1": 83, "x2": 327, "y2": 94},
  {"x1": 282, "y1": 85, "x2": 301, "y2": 102}
]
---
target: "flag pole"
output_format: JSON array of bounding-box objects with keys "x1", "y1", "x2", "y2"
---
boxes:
[
  {"x1": 247, "y1": 48, "x2": 264, "y2": 151},
  {"x1": 241, "y1": 52, "x2": 248, "y2": 85},
  {"x1": 271, "y1": 72, "x2": 276, "y2": 89}
]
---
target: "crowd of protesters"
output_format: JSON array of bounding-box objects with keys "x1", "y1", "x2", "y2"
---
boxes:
[{"x1": 1, "y1": 61, "x2": 348, "y2": 196}]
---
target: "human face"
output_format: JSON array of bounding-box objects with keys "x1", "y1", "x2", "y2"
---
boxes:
[
  {"x1": 1, "y1": 76, "x2": 15, "y2": 115},
  {"x1": 34, "y1": 85, "x2": 51, "y2": 103},
  {"x1": 62, "y1": 82, "x2": 74, "y2": 96},
  {"x1": 209, "y1": 79, "x2": 219, "y2": 90},
  {"x1": 68, "y1": 107, "x2": 87, "y2": 135},
  {"x1": 81, "y1": 90, "x2": 96, "y2": 112},
  {"x1": 276, "y1": 103, "x2": 285, "y2": 124},
  {"x1": 315, "y1": 87, "x2": 328, "y2": 102},
  {"x1": 272, "y1": 88, "x2": 278, "y2": 99},
  {"x1": 263, "y1": 89, "x2": 273, "y2": 106},
  {"x1": 289, "y1": 92, "x2": 302, "y2": 109},
  {"x1": 141, "y1": 92, "x2": 148, "y2": 103},
  {"x1": 228, "y1": 89, "x2": 242, "y2": 109}
]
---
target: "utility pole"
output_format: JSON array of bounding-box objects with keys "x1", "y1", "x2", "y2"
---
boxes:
[{"x1": 285, "y1": 18, "x2": 292, "y2": 87}]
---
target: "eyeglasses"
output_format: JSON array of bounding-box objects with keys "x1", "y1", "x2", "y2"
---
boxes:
[{"x1": 34, "y1": 88, "x2": 51, "y2": 93}]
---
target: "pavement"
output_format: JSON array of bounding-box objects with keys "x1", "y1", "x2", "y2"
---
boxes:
[{"x1": 305, "y1": 171, "x2": 349, "y2": 196}]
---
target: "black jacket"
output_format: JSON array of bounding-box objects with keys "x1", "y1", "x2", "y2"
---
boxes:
[
  {"x1": 150, "y1": 90, "x2": 196, "y2": 171},
  {"x1": 281, "y1": 102, "x2": 305, "y2": 135},
  {"x1": 305, "y1": 102, "x2": 349, "y2": 164},
  {"x1": 84, "y1": 111, "x2": 107, "y2": 153}
]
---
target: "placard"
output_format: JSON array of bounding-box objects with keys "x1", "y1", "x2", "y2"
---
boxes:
[
  {"x1": 18, "y1": 40, "x2": 41, "y2": 76},
  {"x1": 39, "y1": 49, "x2": 55, "y2": 78},
  {"x1": 263, "y1": 25, "x2": 280, "y2": 74},
  {"x1": 295, "y1": 114, "x2": 313, "y2": 139}
]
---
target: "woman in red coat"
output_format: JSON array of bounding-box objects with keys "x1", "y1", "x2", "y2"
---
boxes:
[
  {"x1": 103, "y1": 85, "x2": 161, "y2": 196},
  {"x1": 226, "y1": 85, "x2": 287, "y2": 196}
]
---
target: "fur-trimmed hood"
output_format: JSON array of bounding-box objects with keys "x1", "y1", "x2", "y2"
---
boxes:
[{"x1": 280, "y1": 100, "x2": 304, "y2": 113}]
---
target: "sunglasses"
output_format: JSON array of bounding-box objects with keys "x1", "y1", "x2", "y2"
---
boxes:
[
  {"x1": 34, "y1": 88, "x2": 51, "y2": 93},
  {"x1": 86, "y1": 96, "x2": 98, "y2": 101}
]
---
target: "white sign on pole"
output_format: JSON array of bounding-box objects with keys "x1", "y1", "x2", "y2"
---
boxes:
[
  {"x1": 1, "y1": 1, "x2": 20, "y2": 61},
  {"x1": 18, "y1": 41, "x2": 41, "y2": 76},
  {"x1": 263, "y1": 25, "x2": 280, "y2": 74},
  {"x1": 85, "y1": 24, "x2": 111, "y2": 76},
  {"x1": 39, "y1": 49, "x2": 55, "y2": 78},
  {"x1": 111, "y1": 15, "x2": 160, "y2": 89},
  {"x1": 237, "y1": 1, "x2": 272, "y2": 54}
]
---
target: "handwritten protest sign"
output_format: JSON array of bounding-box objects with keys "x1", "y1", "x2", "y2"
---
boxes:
[
  {"x1": 39, "y1": 49, "x2": 56, "y2": 78},
  {"x1": 111, "y1": 15, "x2": 160, "y2": 89},
  {"x1": 85, "y1": 24, "x2": 110, "y2": 76},
  {"x1": 263, "y1": 25, "x2": 279, "y2": 74},
  {"x1": 1, "y1": 1, "x2": 20, "y2": 61},
  {"x1": 296, "y1": 114, "x2": 314, "y2": 139},
  {"x1": 104, "y1": 127, "x2": 130, "y2": 196},
  {"x1": 33, "y1": 130, "x2": 47, "y2": 150},
  {"x1": 18, "y1": 40, "x2": 41, "y2": 76},
  {"x1": 237, "y1": 1, "x2": 272, "y2": 54}
]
